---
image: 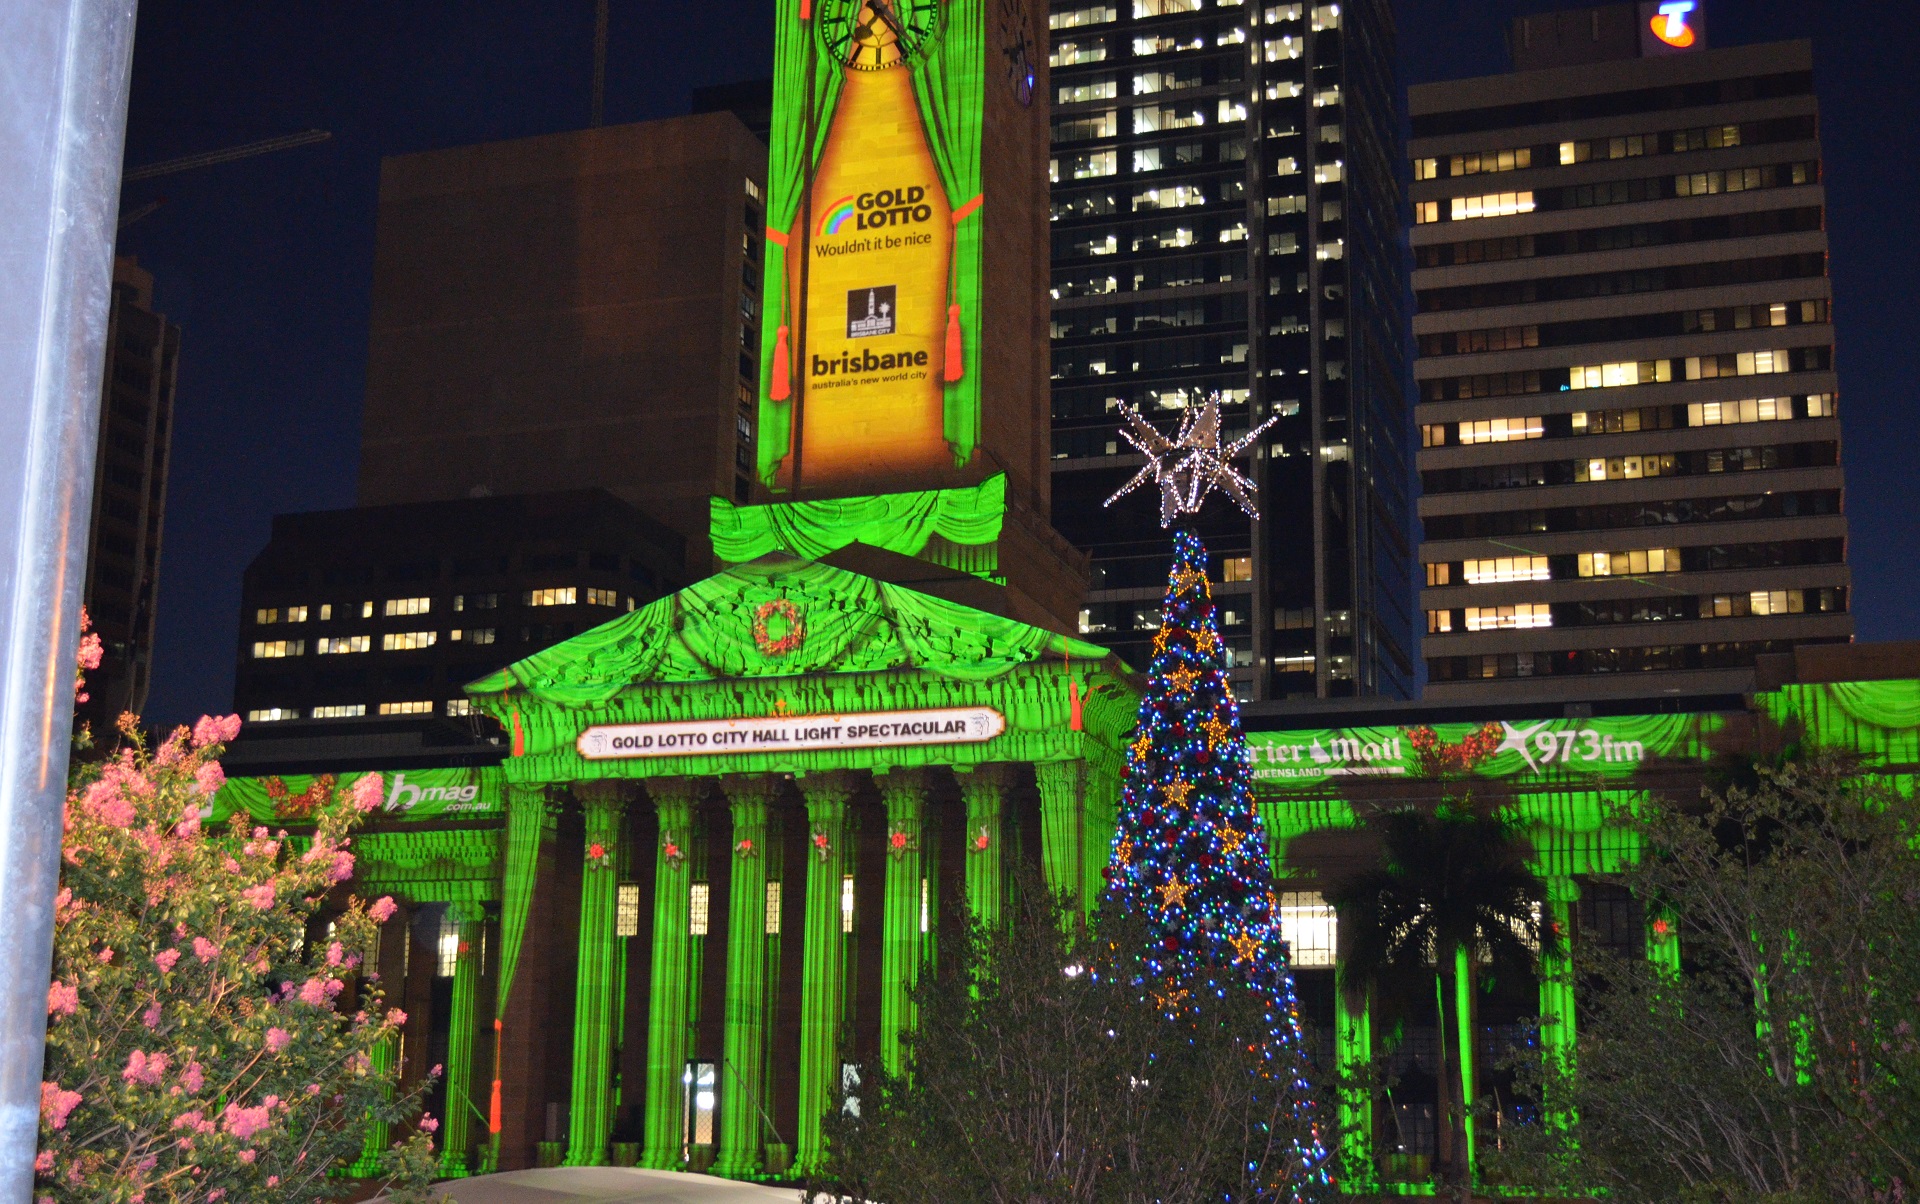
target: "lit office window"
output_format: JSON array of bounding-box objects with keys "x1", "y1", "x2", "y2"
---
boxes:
[
  {"x1": 1309, "y1": 3, "x2": 1340, "y2": 30},
  {"x1": 1425, "y1": 563, "x2": 1451, "y2": 587},
  {"x1": 690, "y1": 883, "x2": 711, "y2": 936},
  {"x1": 378, "y1": 701, "x2": 433, "y2": 716},
  {"x1": 1688, "y1": 397, "x2": 1788, "y2": 426},
  {"x1": 451, "y1": 628, "x2": 496, "y2": 645},
  {"x1": 921, "y1": 878, "x2": 930, "y2": 935},
  {"x1": 436, "y1": 913, "x2": 462, "y2": 977},
  {"x1": 1463, "y1": 556, "x2": 1549, "y2": 585},
  {"x1": 1448, "y1": 191, "x2": 1533, "y2": 220},
  {"x1": 1465, "y1": 604, "x2": 1553, "y2": 631},
  {"x1": 446, "y1": 699, "x2": 474, "y2": 717},
  {"x1": 256, "y1": 608, "x2": 280, "y2": 624},
  {"x1": 384, "y1": 597, "x2": 431, "y2": 617},
  {"x1": 1051, "y1": 4, "x2": 1117, "y2": 28},
  {"x1": 382, "y1": 631, "x2": 436, "y2": 652},
  {"x1": 1455, "y1": 417, "x2": 1543, "y2": 444},
  {"x1": 525, "y1": 588, "x2": 577, "y2": 607},
  {"x1": 1702, "y1": 591, "x2": 1807, "y2": 618},
  {"x1": 251, "y1": 640, "x2": 304, "y2": 659},
  {"x1": 1275, "y1": 891, "x2": 1336, "y2": 967},
  {"x1": 286, "y1": 605, "x2": 308, "y2": 623},
  {"x1": 841, "y1": 874, "x2": 855, "y2": 934},
  {"x1": 1579, "y1": 549, "x2": 1683, "y2": 578},
  {"x1": 1050, "y1": 37, "x2": 1108, "y2": 67},
  {"x1": 683, "y1": 1061, "x2": 717, "y2": 1146},
  {"x1": 1426, "y1": 610, "x2": 1451, "y2": 634},
  {"x1": 1413, "y1": 201, "x2": 1439, "y2": 224},
  {"x1": 453, "y1": 593, "x2": 499, "y2": 611},
  {"x1": 246, "y1": 707, "x2": 301, "y2": 722},
  {"x1": 1569, "y1": 359, "x2": 1672, "y2": 389},
  {"x1": 1221, "y1": 556, "x2": 1253, "y2": 582},
  {"x1": 616, "y1": 882, "x2": 642, "y2": 937},
  {"x1": 766, "y1": 881, "x2": 782, "y2": 936},
  {"x1": 311, "y1": 704, "x2": 366, "y2": 719},
  {"x1": 586, "y1": 587, "x2": 619, "y2": 607},
  {"x1": 1577, "y1": 454, "x2": 1676, "y2": 482},
  {"x1": 1133, "y1": 0, "x2": 1200, "y2": 14},
  {"x1": 316, "y1": 636, "x2": 370, "y2": 655},
  {"x1": 1685, "y1": 350, "x2": 1792, "y2": 380},
  {"x1": 1452, "y1": 147, "x2": 1530, "y2": 175}
]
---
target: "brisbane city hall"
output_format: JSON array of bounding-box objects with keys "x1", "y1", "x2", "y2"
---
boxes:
[{"x1": 206, "y1": 0, "x2": 1920, "y2": 1191}]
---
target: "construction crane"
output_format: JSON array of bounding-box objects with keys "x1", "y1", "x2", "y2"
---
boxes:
[{"x1": 121, "y1": 129, "x2": 331, "y2": 183}]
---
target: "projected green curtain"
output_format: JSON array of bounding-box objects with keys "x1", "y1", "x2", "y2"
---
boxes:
[
  {"x1": 709, "y1": 473, "x2": 1004, "y2": 562},
  {"x1": 487, "y1": 786, "x2": 553, "y2": 1151},
  {"x1": 909, "y1": 0, "x2": 986, "y2": 465},
  {"x1": 758, "y1": 0, "x2": 848, "y2": 485}
]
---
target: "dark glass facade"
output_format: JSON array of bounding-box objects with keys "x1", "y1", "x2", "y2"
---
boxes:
[{"x1": 1046, "y1": 0, "x2": 1413, "y2": 700}]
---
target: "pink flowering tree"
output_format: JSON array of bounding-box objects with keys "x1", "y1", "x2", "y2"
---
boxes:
[{"x1": 37, "y1": 709, "x2": 438, "y2": 1203}]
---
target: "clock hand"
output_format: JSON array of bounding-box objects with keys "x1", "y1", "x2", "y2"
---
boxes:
[{"x1": 869, "y1": 0, "x2": 905, "y2": 38}]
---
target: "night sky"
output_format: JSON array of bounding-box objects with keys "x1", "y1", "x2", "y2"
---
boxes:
[{"x1": 119, "y1": 0, "x2": 1919, "y2": 730}]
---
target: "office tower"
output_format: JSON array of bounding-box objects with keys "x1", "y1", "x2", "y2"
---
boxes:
[
  {"x1": 81, "y1": 256, "x2": 179, "y2": 731},
  {"x1": 1411, "y1": 15, "x2": 1851, "y2": 701},
  {"x1": 1046, "y1": 0, "x2": 1414, "y2": 701},
  {"x1": 230, "y1": 490, "x2": 683, "y2": 736},
  {"x1": 355, "y1": 113, "x2": 767, "y2": 572}
]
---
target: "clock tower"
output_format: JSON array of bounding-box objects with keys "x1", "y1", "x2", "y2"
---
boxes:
[{"x1": 738, "y1": 0, "x2": 1082, "y2": 629}]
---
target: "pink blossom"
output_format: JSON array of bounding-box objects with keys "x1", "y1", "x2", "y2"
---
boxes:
[
  {"x1": 266, "y1": 1178, "x2": 279, "y2": 1188},
  {"x1": 324, "y1": 978, "x2": 344, "y2": 998},
  {"x1": 297, "y1": 978, "x2": 329, "y2": 1007},
  {"x1": 53, "y1": 888, "x2": 73, "y2": 919},
  {"x1": 305, "y1": 1084, "x2": 321, "y2": 1096},
  {"x1": 34, "y1": 1150, "x2": 52, "y2": 1173},
  {"x1": 96, "y1": 947, "x2": 113, "y2": 964},
  {"x1": 240, "y1": 883, "x2": 276, "y2": 911},
  {"x1": 325, "y1": 941, "x2": 344, "y2": 967},
  {"x1": 194, "y1": 762, "x2": 226, "y2": 797},
  {"x1": 220, "y1": 1101, "x2": 271, "y2": 1140},
  {"x1": 387, "y1": 1008, "x2": 408, "y2": 1026},
  {"x1": 207, "y1": 1190, "x2": 225, "y2": 1202},
  {"x1": 174, "y1": 815, "x2": 200, "y2": 838},
  {"x1": 81, "y1": 782, "x2": 136, "y2": 829},
  {"x1": 143, "y1": 1003, "x2": 162, "y2": 1029},
  {"x1": 431, "y1": 1063, "x2": 443, "y2": 1077},
  {"x1": 192, "y1": 936, "x2": 217, "y2": 963},
  {"x1": 41, "y1": 1082, "x2": 81, "y2": 1129},
  {"x1": 238, "y1": 1150, "x2": 255, "y2": 1164},
  {"x1": 155, "y1": 948, "x2": 181, "y2": 972},
  {"x1": 418, "y1": 1114, "x2": 439, "y2": 1133},
  {"x1": 369, "y1": 895, "x2": 397, "y2": 923},
  {"x1": 265, "y1": 1027, "x2": 291, "y2": 1053},
  {"x1": 171, "y1": 1110, "x2": 204, "y2": 1130},
  {"x1": 350, "y1": 772, "x2": 384, "y2": 812},
  {"x1": 46, "y1": 980, "x2": 77, "y2": 1017},
  {"x1": 122, "y1": 1049, "x2": 170, "y2": 1086},
  {"x1": 191, "y1": 714, "x2": 241, "y2": 748},
  {"x1": 329, "y1": 849, "x2": 355, "y2": 883},
  {"x1": 180, "y1": 1061, "x2": 204, "y2": 1093}
]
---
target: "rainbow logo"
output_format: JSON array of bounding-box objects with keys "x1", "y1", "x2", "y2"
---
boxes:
[
  {"x1": 1649, "y1": 1, "x2": 1697, "y2": 49},
  {"x1": 817, "y1": 195, "x2": 858, "y2": 237}
]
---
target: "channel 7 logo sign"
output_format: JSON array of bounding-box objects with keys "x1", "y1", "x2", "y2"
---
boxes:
[{"x1": 1640, "y1": 0, "x2": 1702, "y2": 52}]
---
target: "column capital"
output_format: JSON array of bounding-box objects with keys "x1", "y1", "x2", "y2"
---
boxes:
[
  {"x1": 641, "y1": 775, "x2": 711, "y2": 822},
  {"x1": 445, "y1": 900, "x2": 488, "y2": 925},
  {"x1": 955, "y1": 761, "x2": 1024, "y2": 802},
  {"x1": 873, "y1": 766, "x2": 940, "y2": 816},
  {"x1": 718, "y1": 773, "x2": 787, "y2": 807},
  {"x1": 506, "y1": 781, "x2": 563, "y2": 820},
  {"x1": 573, "y1": 779, "x2": 635, "y2": 816}
]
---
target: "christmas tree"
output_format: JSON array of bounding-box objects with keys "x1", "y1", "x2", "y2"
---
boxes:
[{"x1": 1100, "y1": 399, "x2": 1330, "y2": 1200}]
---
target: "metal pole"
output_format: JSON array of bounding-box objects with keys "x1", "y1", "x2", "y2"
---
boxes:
[{"x1": 0, "y1": 1, "x2": 139, "y2": 1197}]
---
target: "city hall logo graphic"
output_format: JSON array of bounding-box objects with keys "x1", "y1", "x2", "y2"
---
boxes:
[
  {"x1": 847, "y1": 286, "x2": 896, "y2": 338},
  {"x1": 1648, "y1": 0, "x2": 1697, "y2": 48},
  {"x1": 816, "y1": 187, "x2": 933, "y2": 237}
]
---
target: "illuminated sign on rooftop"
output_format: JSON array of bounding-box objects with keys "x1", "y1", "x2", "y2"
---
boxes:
[{"x1": 1640, "y1": 0, "x2": 1704, "y2": 54}]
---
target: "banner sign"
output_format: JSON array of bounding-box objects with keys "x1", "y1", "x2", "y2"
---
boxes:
[
  {"x1": 577, "y1": 706, "x2": 1006, "y2": 761},
  {"x1": 1246, "y1": 714, "x2": 1719, "y2": 789},
  {"x1": 213, "y1": 767, "x2": 504, "y2": 824}
]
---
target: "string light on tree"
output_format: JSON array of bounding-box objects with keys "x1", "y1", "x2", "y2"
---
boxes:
[{"x1": 1101, "y1": 393, "x2": 1329, "y2": 1199}]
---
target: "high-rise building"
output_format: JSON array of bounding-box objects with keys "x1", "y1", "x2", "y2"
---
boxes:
[
  {"x1": 82, "y1": 256, "x2": 179, "y2": 730},
  {"x1": 1410, "y1": 14, "x2": 1851, "y2": 701},
  {"x1": 355, "y1": 113, "x2": 768, "y2": 573},
  {"x1": 229, "y1": 490, "x2": 683, "y2": 739},
  {"x1": 1046, "y1": 0, "x2": 1414, "y2": 701}
]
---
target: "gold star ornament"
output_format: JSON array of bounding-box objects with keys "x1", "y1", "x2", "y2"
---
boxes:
[
  {"x1": 1229, "y1": 929, "x2": 1263, "y2": 964},
  {"x1": 1166, "y1": 663, "x2": 1200, "y2": 695},
  {"x1": 1157, "y1": 877, "x2": 1191, "y2": 911},
  {"x1": 1129, "y1": 732, "x2": 1153, "y2": 762},
  {"x1": 1162, "y1": 776, "x2": 1195, "y2": 806},
  {"x1": 1199, "y1": 714, "x2": 1232, "y2": 749},
  {"x1": 1215, "y1": 823, "x2": 1246, "y2": 856}
]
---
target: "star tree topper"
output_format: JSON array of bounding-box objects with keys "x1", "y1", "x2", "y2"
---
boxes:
[{"x1": 1102, "y1": 393, "x2": 1277, "y2": 528}]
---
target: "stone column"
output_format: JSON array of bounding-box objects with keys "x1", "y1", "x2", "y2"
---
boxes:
[
  {"x1": 492, "y1": 784, "x2": 561, "y2": 1171},
  {"x1": 1033, "y1": 761, "x2": 1088, "y2": 915},
  {"x1": 351, "y1": 902, "x2": 412, "y2": 1176},
  {"x1": 954, "y1": 764, "x2": 1015, "y2": 930},
  {"x1": 1083, "y1": 759, "x2": 1123, "y2": 912},
  {"x1": 438, "y1": 900, "x2": 487, "y2": 1177},
  {"x1": 565, "y1": 782, "x2": 629, "y2": 1166},
  {"x1": 714, "y1": 775, "x2": 781, "y2": 1178},
  {"x1": 874, "y1": 768, "x2": 935, "y2": 1077},
  {"x1": 1334, "y1": 963, "x2": 1376, "y2": 1193},
  {"x1": 639, "y1": 777, "x2": 709, "y2": 1170},
  {"x1": 793, "y1": 770, "x2": 862, "y2": 1177},
  {"x1": 1539, "y1": 877, "x2": 1579, "y2": 1135}
]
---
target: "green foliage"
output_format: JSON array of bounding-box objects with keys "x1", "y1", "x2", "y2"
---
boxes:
[
  {"x1": 1328, "y1": 800, "x2": 1554, "y2": 1195},
  {"x1": 806, "y1": 877, "x2": 1331, "y2": 1204},
  {"x1": 37, "y1": 715, "x2": 437, "y2": 1202},
  {"x1": 1490, "y1": 759, "x2": 1920, "y2": 1202}
]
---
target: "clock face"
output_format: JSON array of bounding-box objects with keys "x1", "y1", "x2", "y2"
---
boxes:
[
  {"x1": 995, "y1": 0, "x2": 1036, "y2": 106},
  {"x1": 817, "y1": 0, "x2": 941, "y2": 71}
]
